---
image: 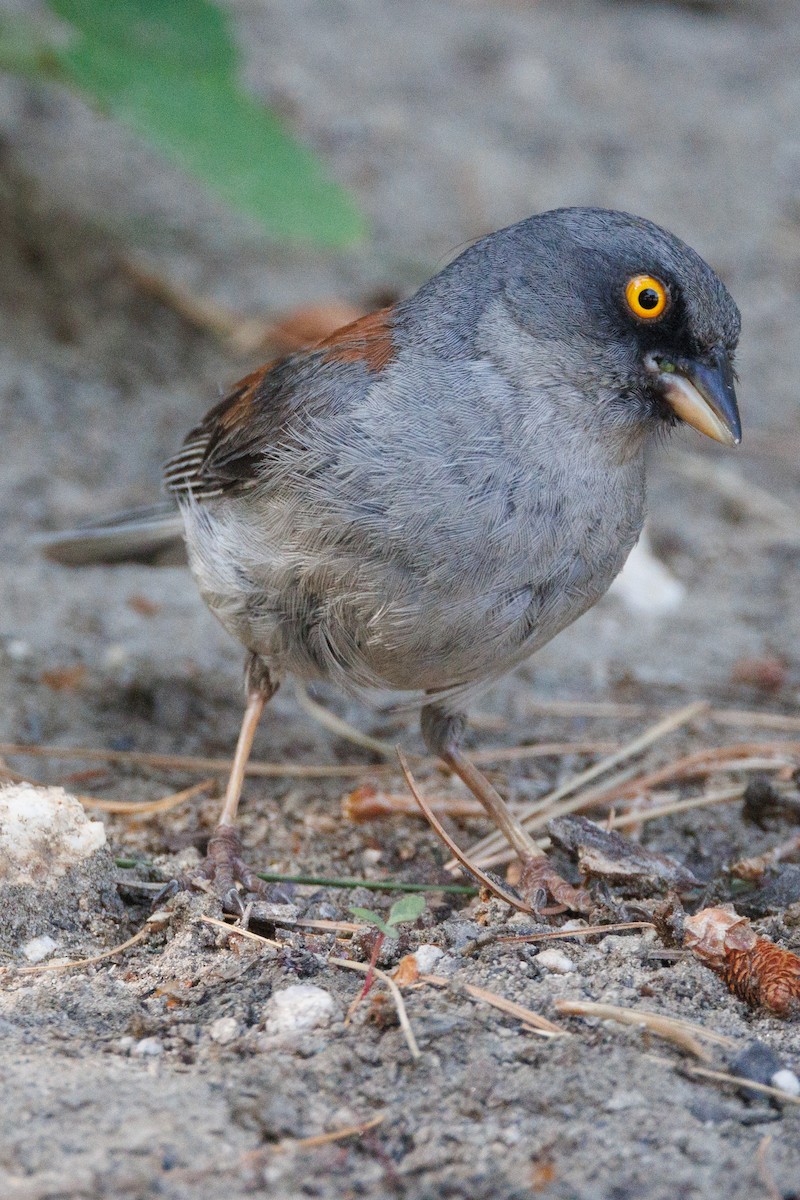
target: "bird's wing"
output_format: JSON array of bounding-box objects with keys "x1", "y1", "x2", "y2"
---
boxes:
[{"x1": 164, "y1": 306, "x2": 396, "y2": 501}]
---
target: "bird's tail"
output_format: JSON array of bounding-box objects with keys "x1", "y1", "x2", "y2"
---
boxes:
[{"x1": 37, "y1": 503, "x2": 187, "y2": 566}]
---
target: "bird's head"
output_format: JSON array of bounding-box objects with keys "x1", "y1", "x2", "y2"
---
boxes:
[{"x1": 500, "y1": 207, "x2": 742, "y2": 446}]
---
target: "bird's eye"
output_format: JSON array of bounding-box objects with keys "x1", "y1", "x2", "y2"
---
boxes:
[{"x1": 625, "y1": 275, "x2": 668, "y2": 320}]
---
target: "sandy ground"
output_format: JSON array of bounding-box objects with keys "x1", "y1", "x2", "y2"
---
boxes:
[{"x1": 2, "y1": 1, "x2": 800, "y2": 1196}]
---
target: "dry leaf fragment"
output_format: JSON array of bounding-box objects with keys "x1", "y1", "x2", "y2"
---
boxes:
[
  {"x1": 391, "y1": 953, "x2": 421, "y2": 988},
  {"x1": 127, "y1": 594, "x2": 162, "y2": 617},
  {"x1": 684, "y1": 905, "x2": 800, "y2": 1018},
  {"x1": 40, "y1": 665, "x2": 86, "y2": 691}
]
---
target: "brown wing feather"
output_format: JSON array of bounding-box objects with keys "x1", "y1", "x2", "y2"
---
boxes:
[{"x1": 164, "y1": 306, "x2": 396, "y2": 501}]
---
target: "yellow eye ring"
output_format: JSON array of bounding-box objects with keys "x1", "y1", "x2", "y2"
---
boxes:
[{"x1": 625, "y1": 275, "x2": 668, "y2": 320}]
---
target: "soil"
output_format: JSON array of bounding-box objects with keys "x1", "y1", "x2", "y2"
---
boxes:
[{"x1": 2, "y1": 1, "x2": 800, "y2": 1197}]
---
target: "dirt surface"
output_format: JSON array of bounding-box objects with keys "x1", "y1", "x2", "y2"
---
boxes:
[{"x1": 2, "y1": 1, "x2": 800, "y2": 1197}]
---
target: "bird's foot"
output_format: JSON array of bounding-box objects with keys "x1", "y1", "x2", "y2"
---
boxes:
[
  {"x1": 156, "y1": 824, "x2": 273, "y2": 915},
  {"x1": 518, "y1": 854, "x2": 592, "y2": 916}
]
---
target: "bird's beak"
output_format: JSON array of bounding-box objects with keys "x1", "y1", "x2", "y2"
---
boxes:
[{"x1": 645, "y1": 346, "x2": 741, "y2": 447}]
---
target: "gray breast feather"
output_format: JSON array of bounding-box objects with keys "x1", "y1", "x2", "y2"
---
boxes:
[{"x1": 179, "y1": 352, "x2": 646, "y2": 703}]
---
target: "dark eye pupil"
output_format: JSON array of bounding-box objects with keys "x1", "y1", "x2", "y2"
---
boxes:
[{"x1": 638, "y1": 288, "x2": 659, "y2": 310}]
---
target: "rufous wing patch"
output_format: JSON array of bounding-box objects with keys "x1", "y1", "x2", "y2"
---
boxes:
[
  {"x1": 316, "y1": 306, "x2": 396, "y2": 372},
  {"x1": 217, "y1": 363, "x2": 278, "y2": 433}
]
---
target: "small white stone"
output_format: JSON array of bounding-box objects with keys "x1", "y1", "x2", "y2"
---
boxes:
[
  {"x1": 262, "y1": 984, "x2": 337, "y2": 1039},
  {"x1": 208, "y1": 1016, "x2": 240, "y2": 1045},
  {"x1": 5, "y1": 639, "x2": 31, "y2": 662},
  {"x1": 771, "y1": 1068, "x2": 800, "y2": 1097},
  {"x1": 606, "y1": 1088, "x2": 645, "y2": 1112},
  {"x1": 537, "y1": 948, "x2": 577, "y2": 974},
  {"x1": 20, "y1": 934, "x2": 58, "y2": 963},
  {"x1": 103, "y1": 644, "x2": 130, "y2": 670},
  {"x1": 413, "y1": 944, "x2": 444, "y2": 974},
  {"x1": 131, "y1": 1037, "x2": 164, "y2": 1058}
]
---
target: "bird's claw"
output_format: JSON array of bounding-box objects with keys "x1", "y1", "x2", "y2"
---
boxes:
[
  {"x1": 518, "y1": 854, "x2": 593, "y2": 916},
  {"x1": 153, "y1": 824, "x2": 272, "y2": 915}
]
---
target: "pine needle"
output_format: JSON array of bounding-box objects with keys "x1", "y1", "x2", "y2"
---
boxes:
[
  {"x1": 460, "y1": 701, "x2": 708, "y2": 868},
  {"x1": 397, "y1": 750, "x2": 537, "y2": 915},
  {"x1": 15, "y1": 922, "x2": 155, "y2": 975},
  {"x1": 682, "y1": 1065, "x2": 800, "y2": 1107},
  {"x1": 78, "y1": 778, "x2": 215, "y2": 815},
  {"x1": 275, "y1": 1112, "x2": 386, "y2": 1152},
  {"x1": 420, "y1": 974, "x2": 565, "y2": 1037}
]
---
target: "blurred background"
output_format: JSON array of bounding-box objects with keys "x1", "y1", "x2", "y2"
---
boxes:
[{"x1": 2, "y1": 0, "x2": 800, "y2": 741}]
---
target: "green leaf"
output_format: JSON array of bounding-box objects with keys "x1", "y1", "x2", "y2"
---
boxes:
[
  {"x1": 40, "y1": 0, "x2": 364, "y2": 246},
  {"x1": 50, "y1": 0, "x2": 235, "y2": 77},
  {"x1": 348, "y1": 907, "x2": 397, "y2": 939},
  {"x1": 387, "y1": 894, "x2": 427, "y2": 927}
]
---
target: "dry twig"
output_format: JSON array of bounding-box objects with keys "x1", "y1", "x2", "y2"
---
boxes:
[
  {"x1": 329, "y1": 956, "x2": 421, "y2": 1060},
  {"x1": 78, "y1": 778, "x2": 215, "y2": 815},
  {"x1": 460, "y1": 701, "x2": 708, "y2": 868},
  {"x1": 274, "y1": 1113, "x2": 386, "y2": 1153},
  {"x1": 0, "y1": 742, "x2": 385, "y2": 779},
  {"x1": 554, "y1": 998, "x2": 735, "y2": 1060},
  {"x1": 199, "y1": 915, "x2": 281, "y2": 948},
  {"x1": 497, "y1": 921, "x2": 655, "y2": 944}
]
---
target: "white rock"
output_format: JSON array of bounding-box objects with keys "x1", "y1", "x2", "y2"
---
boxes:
[
  {"x1": 606, "y1": 1088, "x2": 646, "y2": 1112},
  {"x1": 0, "y1": 783, "x2": 106, "y2": 886},
  {"x1": 608, "y1": 529, "x2": 685, "y2": 616},
  {"x1": 413, "y1": 944, "x2": 444, "y2": 974},
  {"x1": 262, "y1": 984, "x2": 337, "y2": 1039},
  {"x1": 208, "y1": 1016, "x2": 240, "y2": 1045},
  {"x1": 537, "y1": 948, "x2": 577, "y2": 974},
  {"x1": 131, "y1": 1037, "x2": 164, "y2": 1058},
  {"x1": 20, "y1": 934, "x2": 58, "y2": 963},
  {"x1": 5, "y1": 639, "x2": 31, "y2": 662},
  {"x1": 771, "y1": 1068, "x2": 800, "y2": 1097}
]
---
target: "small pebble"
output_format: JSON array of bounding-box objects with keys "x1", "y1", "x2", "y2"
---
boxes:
[
  {"x1": 605, "y1": 1088, "x2": 646, "y2": 1112},
  {"x1": 208, "y1": 1016, "x2": 240, "y2": 1045},
  {"x1": 132, "y1": 1037, "x2": 164, "y2": 1058},
  {"x1": 5, "y1": 638, "x2": 31, "y2": 661},
  {"x1": 771, "y1": 1068, "x2": 800, "y2": 1097},
  {"x1": 731, "y1": 1041, "x2": 784, "y2": 1087},
  {"x1": 103, "y1": 644, "x2": 130, "y2": 670},
  {"x1": 414, "y1": 944, "x2": 444, "y2": 974},
  {"x1": 262, "y1": 984, "x2": 337, "y2": 1039},
  {"x1": 20, "y1": 935, "x2": 58, "y2": 963},
  {"x1": 537, "y1": 948, "x2": 576, "y2": 974}
]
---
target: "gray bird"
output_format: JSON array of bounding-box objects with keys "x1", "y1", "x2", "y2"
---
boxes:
[{"x1": 43, "y1": 207, "x2": 741, "y2": 913}]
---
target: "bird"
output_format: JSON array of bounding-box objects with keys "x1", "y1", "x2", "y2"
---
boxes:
[{"x1": 43, "y1": 207, "x2": 742, "y2": 914}]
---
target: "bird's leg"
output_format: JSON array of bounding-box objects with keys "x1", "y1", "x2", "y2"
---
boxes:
[
  {"x1": 420, "y1": 703, "x2": 591, "y2": 915},
  {"x1": 162, "y1": 654, "x2": 279, "y2": 914}
]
